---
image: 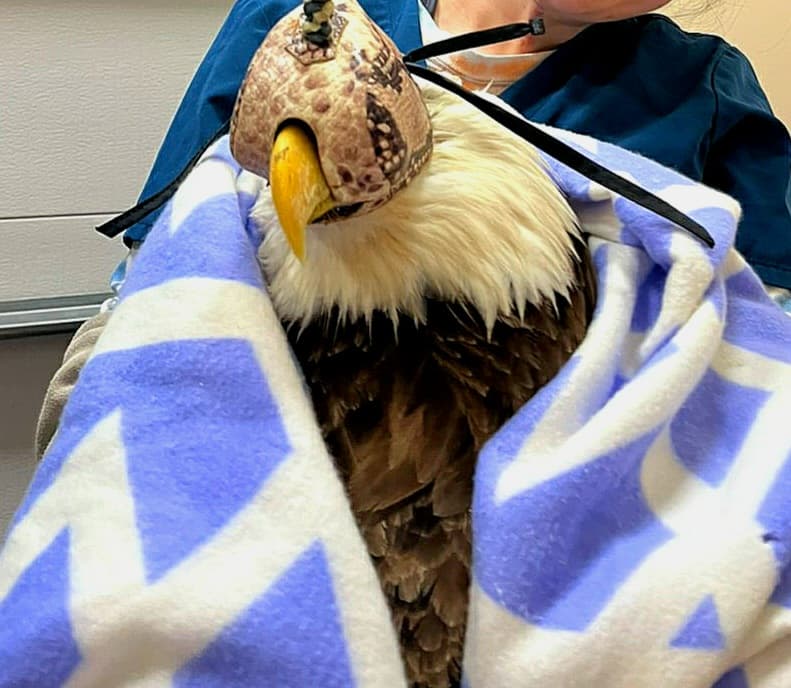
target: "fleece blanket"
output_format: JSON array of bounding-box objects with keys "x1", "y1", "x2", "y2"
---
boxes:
[{"x1": 2, "y1": 128, "x2": 791, "y2": 688}]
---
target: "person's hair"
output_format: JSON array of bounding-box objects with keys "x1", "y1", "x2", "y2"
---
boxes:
[{"x1": 670, "y1": 0, "x2": 720, "y2": 18}]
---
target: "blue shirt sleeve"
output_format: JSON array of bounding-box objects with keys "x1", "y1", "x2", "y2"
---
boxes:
[
  {"x1": 704, "y1": 46, "x2": 791, "y2": 288},
  {"x1": 124, "y1": 0, "x2": 280, "y2": 243}
]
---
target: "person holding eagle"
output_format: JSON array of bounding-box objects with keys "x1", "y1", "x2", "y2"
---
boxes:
[{"x1": 10, "y1": 1, "x2": 789, "y2": 688}]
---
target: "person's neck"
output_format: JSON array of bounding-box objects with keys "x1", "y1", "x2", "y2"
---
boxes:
[{"x1": 433, "y1": 0, "x2": 586, "y2": 54}]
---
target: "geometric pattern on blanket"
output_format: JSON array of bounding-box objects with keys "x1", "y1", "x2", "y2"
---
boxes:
[{"x1": 1, "y1": 123, "x2": 790, "y2": 688}]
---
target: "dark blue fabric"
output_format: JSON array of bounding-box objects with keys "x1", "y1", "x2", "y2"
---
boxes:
[
  {"x1": 125, "y1": 1, "x2": 791, "y2": 288},
  {"x1": 499, "y1": 14, "x2": 791, "y2": 288}
]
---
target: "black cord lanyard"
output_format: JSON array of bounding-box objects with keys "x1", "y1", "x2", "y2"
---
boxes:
[
  {"x1": 97, "y1": 22, "x2": 714, "y2": 249},
  {"x1": 96, "y1": 119, "x2": 230, "y2": 241}
]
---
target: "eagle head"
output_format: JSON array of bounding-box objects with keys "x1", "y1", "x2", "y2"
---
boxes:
[
  {"x1": 231, "y1": 0, "x2": 433, "y2": 250},
  {"x1": 230, "y1": 0, "x2": 581, "y2": 328}
]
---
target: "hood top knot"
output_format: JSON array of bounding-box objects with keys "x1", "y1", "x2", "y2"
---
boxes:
[{"x1": 302, "y1": 0, "x2": 336, "y2": 46}]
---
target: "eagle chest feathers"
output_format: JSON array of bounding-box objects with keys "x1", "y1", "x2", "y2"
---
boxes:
[
  {"x1": 233, "y1": 4, "x2": 597, "y2": 684},
  {"x1": 288, "y1": 251, "x2": 594, "y2": 688}
]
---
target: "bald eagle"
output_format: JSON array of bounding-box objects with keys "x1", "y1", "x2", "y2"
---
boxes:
[
  {"x1": 228, "y1": 1, "x2": 596, "y2": 686},
  {"x1": 20, "y1": 0, "x2": 597, "y2": 683},
  {"x1": 230, "y1": 2, "x2": 596, "y2": 686}
]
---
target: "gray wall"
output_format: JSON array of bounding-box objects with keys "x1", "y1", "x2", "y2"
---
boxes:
[
  {"x1": 0, "y1": 1, "x2": 234, "y2": 536},
  {"x1": 0, "y1": 1, "x2": 233, "y2": 303},
  {"x1": 0, "y1": 335, "x2": 72, "y2": 537}
]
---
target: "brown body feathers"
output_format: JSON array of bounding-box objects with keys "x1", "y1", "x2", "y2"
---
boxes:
[{"x1": 288, "y1": 237, "x2": 596, "y2": 687}]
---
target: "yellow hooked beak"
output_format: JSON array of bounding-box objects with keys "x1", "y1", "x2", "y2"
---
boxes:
[{"x1": 269, "y1": 124, "x2": 336, "y2": 261}]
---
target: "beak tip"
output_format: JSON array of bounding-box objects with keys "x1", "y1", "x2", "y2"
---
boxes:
[{"x1": 282, "y1": 228, "x2": 307, "y2": 263}]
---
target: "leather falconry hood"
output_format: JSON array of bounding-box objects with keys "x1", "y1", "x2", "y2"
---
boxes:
[{"x1": 230, "y1": 0, "x2": 434, "y2": 219}]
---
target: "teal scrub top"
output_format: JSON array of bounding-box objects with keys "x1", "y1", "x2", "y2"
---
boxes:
[{"x1": 125, "y1": 0, "x2": 791, "y2": 288}]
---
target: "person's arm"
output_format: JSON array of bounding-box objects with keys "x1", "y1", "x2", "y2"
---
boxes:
[
  {"x1": 124, "y1": 0, "x2": 283, "y2": 244},
  {"x1": 703, "y1": 45, "x2": 791, "y2": 290}
]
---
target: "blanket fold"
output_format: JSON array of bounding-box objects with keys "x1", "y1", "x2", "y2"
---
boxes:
[{"x1": 1, "y1": 130, "x2": 790, "y2": 688}]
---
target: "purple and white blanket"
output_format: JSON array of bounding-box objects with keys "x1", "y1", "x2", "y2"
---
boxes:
[{"x1": 1, "y1": 113, "x2": 790, "y2": 687}]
